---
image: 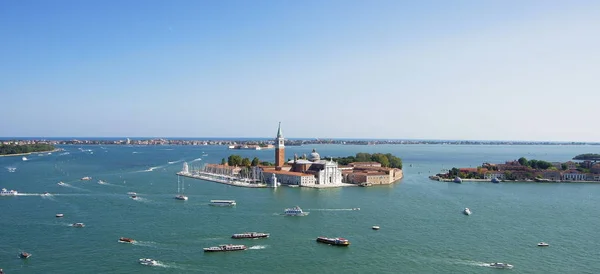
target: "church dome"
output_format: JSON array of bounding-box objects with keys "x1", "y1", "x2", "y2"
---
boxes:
[{"x1": 309, "y1": 149, "x2": 320, "y2": 162}]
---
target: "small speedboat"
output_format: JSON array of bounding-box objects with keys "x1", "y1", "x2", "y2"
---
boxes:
[
  {"x1": 56, "y1": 213, "x2": 64, "y2": 218},
  {"x1": 489, "y1": 262, "x2": 514, "y2": 269},
  {"x1": 372, "y1": 226, "x2": 380, "y2": 230},
  {"x1": 119, "y1": 237, "x2": 135, "y2": 243},
  {"x1": 352, "y1": 208, "x2": 360, "y2": 211},
  {"x1": 537, "y1": 242, "x2": 549, "y2": 247},
  {"x1": 72, "y1": 223, "x2": 85, "y2": 228},
  {"x1": 58, "y1": 182, "x2": 65, "y2": 186},
  {"x1": 131, "y1": 195, "x2": 137, "y2": 199},
  {"x1": 175, "y1": 194, "x2": 188, "y2": 201},
  {"x1": 463, "y1": 208, "x2": 472, "y2": 215},
  {"x1": 19, "y1": 251, "x2": 32, "y2": 259},
  {"x1": 42, "y1": 192, "x2": 50, "y2": 196},
  {"x1": 139, "y1": 258, "x2": 159, "y2": 266}
]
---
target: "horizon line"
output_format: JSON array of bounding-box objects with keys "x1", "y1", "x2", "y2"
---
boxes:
[{"x1": 0, "y1": 136, "x2": 599, "y2": 144}]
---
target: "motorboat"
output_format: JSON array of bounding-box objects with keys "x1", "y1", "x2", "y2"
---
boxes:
[
  {"x1": 175, "y1": 194, "x2": 188, "y2": 201},
  {"x1": 352, "y1": 208, "x2": 360, "y2": 210},
  {"x1": 42, "y1": 192, "x2": 50, "y2": 196},
  {"x1": 58, "y1": 182, "x2": 66, "y2": 186},
  {"x1": 81, "y1": 176, "x2": 92, "y2": 181},
  {"x1": 316, "y1": 237, "x2": 350, "y2": 246},
  {"x1": 22, "y1": 157, "x2": 28, "y2": 161},
  {"x1": 72, "y1": 223, "x2": 85, "y2": 228},
  {"x1": 19, "y1": 251, "x2": 32, "y2": 259},
  {"x1": 489, "y1": 262, "x2": 514, "y2": 269},
  {"x1": 463, "y1": 208, "x2": 472, "y2": 215},
  {"x1": 119, "y1": 237, "x2": 135, "y2": 243},
  {"x1": 454, "y1": 176, "x2": 462, "y2": 183},
  {"x1": 0, "y1": 188, "x2": 18, "y2": 196},
  {"x1": 98, "y1": 180, "x2": 106, "y2": 184},
  {"x1": 56, "y1": 213, "x2": 64, "y2": 218},
  {"x1": 131, "y1": 195, "x2": 138, "y2": 199},
  {"x1": 491, "y1": 177, "x2": 500, "y2": 183},
  {"x1": 139, "y1": 258, "x2": 159, "y2": 266},
  {"x1": 372, "y1": 226, "x2": 380, "y2": 230},
  {"x1": 232, "y1": 232, "x2": 270, "y2": 239},
  {"x1": 537, "y1": 242, "x2": 549, "y2": 247},
  {"x1": 210, "y1": 200, "x2": 236, "y2": 206},
  {"x1": 203, "y1": 244, "x2": 247, "y2": 252},
  {"x1": 284, "y1": 206, "x2": 309, "y2": 216}
]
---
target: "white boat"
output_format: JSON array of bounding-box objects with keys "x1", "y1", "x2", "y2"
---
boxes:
[
  {"x1": 203, "y1": 244, "x2": 247, "y2": 252},
  {"x1": 7, "y1": 167, "x2": 16, "y2": 172},
  {"x1": 0, "y1": 188, "x2": 18, "y2": 196},
  {"x1": 210, "y1": 200, "x2": 236, "y2": 206},
  {"x1": 139, "y1": 258, "x2": 159, "y2": 266},
  {"x1": 175, "y1": 175, "x2": 188, "y2": 201},
  {"x1": 22, "y1": 157, "x2": 28, "y2": 161},
  {"x1": 81, "y1": 176, "x2": 92, "y2": 181},
  {"x1": 72, "y1": 223, "x2": 85, "y2": 228},
  {"x1": 56, "y1": 213, "x2": 64, "y2": 218},
  {"x1": 489, "y1": 262, "x2": 514, "y2": 269},
  {"x1": 463, "y1": 208, "x2": 472, "y2": 215},
  {"x1": 372, "y1": 226, "x2": 380, "y2": 230},
  {"x1": 284, "y1": 206, "x2": 309, "y2": 216},
  {"x1": 98, "y1": 180, "x2": 106, "y2": 184},
  {"x1": 58, "y1": 182, "x2": 66, "y2": 186},
  {"x1": 537, "y1": 242, "x2": 549, "y2": 247}
]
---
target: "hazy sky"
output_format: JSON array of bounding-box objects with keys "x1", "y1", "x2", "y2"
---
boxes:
[{"x1": 1, "y1": 1, "x2": 599, "y2": 141}]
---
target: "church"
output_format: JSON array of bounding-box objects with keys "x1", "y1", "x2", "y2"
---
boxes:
[{"x1": 261, "y1": 123, "x2": 343, "y2": 187}]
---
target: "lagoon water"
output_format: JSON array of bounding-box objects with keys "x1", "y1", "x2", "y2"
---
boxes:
[{"x1": 1, "y1": 144, "x2": 600, "y2": 273}]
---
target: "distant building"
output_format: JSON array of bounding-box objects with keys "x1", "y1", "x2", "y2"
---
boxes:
[{"x1": 275, "y1": 122, "x2": 285, "y2": 168}]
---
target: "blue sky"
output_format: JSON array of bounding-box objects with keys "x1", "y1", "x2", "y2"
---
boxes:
[{"x1": 1, "y1": 1, "x2": 599, "y2": 141}]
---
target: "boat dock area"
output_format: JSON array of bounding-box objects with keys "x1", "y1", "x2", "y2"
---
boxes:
[{"x1": 177, "y1": 172, "x2": 269, "y2": 188}]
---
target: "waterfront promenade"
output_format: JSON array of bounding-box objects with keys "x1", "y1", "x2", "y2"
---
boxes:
[{"x1": 177, "y1": 171, "x2": 269, "y2": 188}]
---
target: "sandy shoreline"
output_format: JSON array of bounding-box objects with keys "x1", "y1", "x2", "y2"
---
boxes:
[{"x1": 0, "y1": 148, "x2": 62, "y2": 157}]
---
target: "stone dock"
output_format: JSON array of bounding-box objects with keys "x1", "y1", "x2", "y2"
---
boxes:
[{"x1": 177, "y1": 172, "x2": 269, "y2": 188}]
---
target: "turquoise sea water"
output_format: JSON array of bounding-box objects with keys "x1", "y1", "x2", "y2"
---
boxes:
[{"x1": 1, "y1": 144, "x2": 600, "y2": 273}]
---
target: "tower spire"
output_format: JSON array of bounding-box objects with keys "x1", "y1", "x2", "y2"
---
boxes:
[{"x1": 277, "y1": 122, "x2": 283, "y2": 138}]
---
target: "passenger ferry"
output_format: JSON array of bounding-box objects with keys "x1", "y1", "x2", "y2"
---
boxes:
[
  {"x1": 284, "y1": 206, "x2": 309, "y2": 216},
  {"x1": 316, "y1": 237, "x2": 350, "y2": 246},
  {"x1": 203, "y1": 244, "x2": 247, "y2": 252},
  {"x1": 231, "y1": 232, "x2": 270, "y2": 239},
  {"x1": 0, "y1": 188, "x2": 18, "y2": 196},
  {"x1": 210, "y1": 200, "x2": 236, "y2": 206}
]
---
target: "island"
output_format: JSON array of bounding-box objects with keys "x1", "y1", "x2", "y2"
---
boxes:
[
  {"x1": 177, "y1": 122, "x2": 404, "y2": 188},
  {"x1": 0, "y1": 143, "x2": 57, "y2": 157},
  {"x1": 431, "y1": 156, "x2": 600, "y2": 183}
]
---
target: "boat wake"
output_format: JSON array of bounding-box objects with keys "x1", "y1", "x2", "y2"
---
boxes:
[
  {"x1": 132, "y1": 240, "x2": 158, "y2": 248},
  {"x1": 249, "y1": 245, "x2": 268, "y2": 250},
  {"x1": 448, "y1": 259, "x2": 492, "y2": 267},
  {"x1": 59, "y1": 152, "x2": 70, "y2": 156},
  {"x1": 308, "y1": 208, "x2": 360, "y2": 211},
  {"x1": 191, "y1": 158, "x2": 202, "y2": 162},
  {"x1": 168, "y1": 160, "x2": 183, "y2": 165},
  {"x1": 97, "y1": 181, "x2": 123, "y2": 187},
  {"x1": 6, "y1": 167, "x2": 17, "y2": 172},
  {"x1": 16, "y1": 193, "x2": 43, "y2": 196},
  {"x1": 57, "y1": 183, "x2": 87, "y2": 191}
]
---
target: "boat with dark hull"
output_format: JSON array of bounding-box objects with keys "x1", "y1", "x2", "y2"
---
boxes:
[
  {"x1": 19, "y1": 252, "x2": 32, "y2": 259},
  {"x1": 119, "y1": 237, "x2": 135, "y2": 243},
  {"x1": 231, "y1": 232, "x2": 270, "y2": 239},
  {"x1": 203, "y1": 244, "x2": 247, "y2": 252},
  {"x1": 316, "y1": 237, "x2": 350, "y2": 246}
]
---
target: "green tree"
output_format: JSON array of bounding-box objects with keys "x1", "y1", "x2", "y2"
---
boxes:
[
  {"x1": 371, "y1": 154, "x2": 390, "y2": 167},
  {"x1": 221, "y1": 158, "x2": 226, "y2": 165},
  {"x1": 561, "y1": 163, "x2": 567, "y2": 170},
  {"x1": 241, "y1": 157, "x2": 251, "y2": 167},
  {"x1": 251, "y1": 157, "x2": 260, "y2": 166},
  {"x1": 227, "y1": 155, "x2": 243, "y2": 166},
  {"x1": 518, "y1": 157, "x2": 528, "y2": 166}
]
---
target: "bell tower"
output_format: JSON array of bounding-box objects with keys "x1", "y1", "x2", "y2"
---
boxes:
[{"x1": 275, "y1": 122, "x2": 285, "y2": 168}]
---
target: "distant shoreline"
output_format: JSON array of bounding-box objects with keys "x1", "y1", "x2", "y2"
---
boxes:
[
  {"x1": 0, "y1": 148, "x2": 61, "y2": 158},
  {"x1": 431, "y1": 178, "x2": 600, "y2": 184}
]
